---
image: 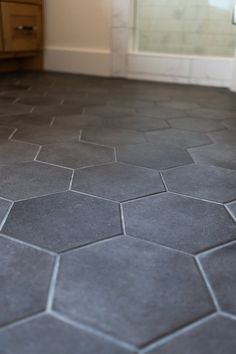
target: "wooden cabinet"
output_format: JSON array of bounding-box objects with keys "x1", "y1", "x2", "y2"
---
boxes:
[{"x1": 0, "y1": 0, "x2": 43, "y2": 72}]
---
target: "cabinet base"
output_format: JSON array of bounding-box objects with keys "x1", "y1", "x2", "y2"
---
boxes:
[{"x1": 0, "y1": 53, "x2": 43, "y2": 72}]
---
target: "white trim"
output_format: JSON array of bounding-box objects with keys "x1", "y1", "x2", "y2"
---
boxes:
[
  {"x1": 44, "y1": 47, "x2": 112, "y2": 77},
  {"x1": 127, "y1": 52, "x2": 234, "y2": 88}
]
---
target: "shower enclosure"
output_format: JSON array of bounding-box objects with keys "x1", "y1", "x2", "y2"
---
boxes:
[{"x1": 112, "y1": 0, "x2": 236, "y2": 89}]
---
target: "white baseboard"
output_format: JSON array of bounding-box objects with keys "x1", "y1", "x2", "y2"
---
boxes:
[
  {"x1": 44, "y1": 47, "x2": 112, "y2": 77},
  {"x1": 127, "y1": 52, "x2": 234, "y2": 88}
]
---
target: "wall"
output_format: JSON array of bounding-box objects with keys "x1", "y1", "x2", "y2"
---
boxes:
[{"x1": 44, "y1": 0, "x2": 112, "y2": 76}]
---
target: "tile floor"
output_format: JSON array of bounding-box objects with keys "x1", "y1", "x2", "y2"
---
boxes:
[{"x1": 0, "y1": 72, "x2": 236, "y2": 354}]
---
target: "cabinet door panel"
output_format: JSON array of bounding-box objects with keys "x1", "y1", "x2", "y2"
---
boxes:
[{"x1": 1, "y1": 2, "x2": 42, "y2": 52}]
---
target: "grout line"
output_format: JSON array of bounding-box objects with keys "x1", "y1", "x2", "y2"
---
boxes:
[
  {"x1": 59, "y1": 234, "x2": 124, "y2": 255},
  {"x1": 8, "y1": 128, "x2": 18, "y2": 140},
  {"x1": 69, "y1": 170, "x2": 75, "y2": 190},
  {"x1": 34, "y1": 145, "x2": 42, "y2": 160},
  {"x1": 114, "y1": 147, "x2": 118, "y2": 162},
  {"x1": 50, "y1": 311, "x2": 137, "y2": 352},
  {"x1": 159, "y1": 171, "x2": 169, "y2": 191},
  {"x1": 126, "y1": 234, "x2": 193, "y2": 258},
  {"x1": 0, "y1": 202, "x2": 14, "y2": 231},
  {"x1": 167, "y1": 191, "x2": 224, "y2": 206},
  {"x1": 0, "y1": 233, "x2": 57, "y2": 256},
  {"x1": 34, "y1": 159, "x2": 74, "y2": 171},
  {"x1": 140, "y1": 312, "x2": 217, "y2": 353},
  {"x1": 119, "y1": 204, "x2": 127, "y2": 235},
  {"x1": 46, "y1": 255, "x2": 60, "y2": 311},
  {"x1": 71, "y1": 188, "x2": 120, "y2": 203},
  {"x1": 0, "y1": 312, "x2": 45, "y2": 332},
  {"x1": 49, "y1": 117, "x2": 56, "y2": 127},
  {"x1": 194, "y1": 257, "x2": 221, "y2": 311},
  {"x1": 224, "y1": 204, "x2": 236, "y2": 223},
  {"x1": 219, "y1": 311, "x2": 236, "y2": 321},
  {"x1": 196, "y1": 239, "x2": 236, "y2": 258}
]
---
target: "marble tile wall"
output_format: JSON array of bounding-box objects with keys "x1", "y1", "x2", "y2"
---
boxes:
[{"x1": 135, "y1": 0, "x2": 236, "y2": 57}]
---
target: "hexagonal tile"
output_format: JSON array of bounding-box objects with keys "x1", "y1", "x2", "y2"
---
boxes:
[
  {"x1": 160, "y1": 100, "x2": 200, "y2": 111},
  {"x1": 199, "y1": 243, "x2": 236, "y2": 315},
  {"x1": 0, "y1": 236, "x2": 55, "y2": 327},
  {"x1": 37, "y1": 142, "x2": 114, "y2": 169},
  {"x1": 136, "y1": 107, "x2": 185, "y2": 119},
  {"x1": 0, "y1": 315, "x2": 135, "y2": 354},
  {"x1": 117, "y1": 143, "x2": 193, "y2": 170},
  {"x1": 123, "y1": 193, "x2": 236, "y2": 254},
  {"x1": 0, "y1": 103, "x2": 32, "y2": 116},
  {"x1": 53, "y1": 114, "x2": 108, "y2": 130},
  {"x1": 106, "y1": 116, "x2": 169, "y2": 132},
  {"x1": 226, "y1": 202, "x2": 236, "y2": 222},
  {"x1": 2, "y1": 191, "x2": 122, "y2": 252},
  {"x1": 18, "y1": 96, "x2": 62, "y2": 106},
  {"x1": 0, "y1": 161, "x2": 72, "y2": 201},
  {"x1": 0, "y1": 139, "x2": 39, "y2": 164},
  {"x1": 187, "y1": 108, "x2": 236, "y2": 120},
  {"x1": 0, "y1": 198, "x2": 11, "y2": 224},
  {"x1": 53, "y1": 237, "x2": 214, "y2": 347},
  {"x1": 81, "y1": 128, "x2": 146, "y2": 146},
  {"x1": 0, "y1": 126, "x2": 15, "y2": 139},
  {"x1": 189, "y1": 144, "x2": 236, "y2": 170},
  {"x1": 162, "y1": 165, "x2": 236, "y2": 203},
  {"x1": 208, "y1": 130, "x2": 236, "y2": 146},
  {"x1": 13, "y1": 125, "x2": 80, "y2": 145},
  {"x1": 33, "y1": 104, "x2": 83, "y2": 117},
  {"x1": 169, "y1": 118, "x2": 225, "y2": 132},
  {"x1": 0, "y1": 113, "x2": 53, "y2": 128},
  {"x1": 72, "y1": 163, "x2": 165, "y2": 202},
  {"x1": 146, "y1": 315, "x2": 236, "y2": 354},
  {"x1": 84, "y1": 105, "x2": 135, "y2": 117},
  {"x1": 223, "y1": 119, "x2": 236, "y2": 130},
  {"x1": 146, "y1": 128, "x2": 212, "y2": 148}
]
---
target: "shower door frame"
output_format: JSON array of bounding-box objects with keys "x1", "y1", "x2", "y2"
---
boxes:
[{"x1": 112, "y1": 0, "x2": 236, "y2": 90}]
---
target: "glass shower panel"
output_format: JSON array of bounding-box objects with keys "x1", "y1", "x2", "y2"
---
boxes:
[{"x1": 134, "y1": 0, "x2": 236, "y2": 57}]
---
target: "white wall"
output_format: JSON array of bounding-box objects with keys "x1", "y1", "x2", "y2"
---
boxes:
[{"x1": 44, "y1": 0, "x2": 112, "y2": 76}]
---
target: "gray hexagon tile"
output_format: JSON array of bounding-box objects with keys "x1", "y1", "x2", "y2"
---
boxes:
[
  {"x1": 106, "y1": 116, "x2": 169, "y2": 132},
  {"x1": 84, "y1": 105, "x2": 135, "y2": 117},
  {"x1": 146, "y1": 315, "x2": 236, "y2": 354},
  {"x1": 13, "y1": 125, "x2": 80, "y2": 145},
  {"x1": 169, "y1": 118, "x2": 225, "y2": 132},
  {"x1": 0, "y1": 113, "x2": 53, "y2": 128},
  {"x1": 159, "y1": 100, "x2": 200, "y2": 111},
  {"x1": 223, "y1": 119, "x2": 236, "y2": 130},
  {"x1": 53, "y1": 114, "x2": 108, "y2": 130},
  {"x1": 72, "y1": 163, "x2": 165, "y2": 202},
  {"x1": 0, "y1": 198, "x2": 11, "y2": 225},
  {"x1": 123, "y1": 193, "x2": 236, "y2": 254},
  {"x1": 0, "y1": 236, "x2": 55, "y2": 327},
  {"x1": 0, "y1": 161, "x2": 72, "y2": 201},
  {"x1": 187, "y1": 108, "x2": 236, "y2": 120},
  {"x1": 226, "y1": 202, "x2": 236, "y2": 222},
  {"x1": 2, "y1": 191, "x2": 122, "y2": 252},
  {"x1": 0, "y1": 315, "x2": 135, "y2": 354},
  {"x1": 146, "y1": 128, "x2": 212, "y2": 148},
  {"x1": 199, "y1": 242, "x2": 236, "y2": 315},
  {"x1": 208, "y1": 130, "x2": 236, "y2": 146},
  {"x1": 37, "y1": 142, "x2": 114, "y2": 169},
  {"x1": 136, "y1": 107, "x2": 185, "y2": 119},
  {"x1": 162, "y1": 165, "x2": 236, "y2": 203},
  {"x1": 189, "y1": 144, "x2": 236, "y2": 170},
  {"x1": 18, "y1": 96, "x2": 62, "y2": 106},
  {"x1": 117, "y1": 143, "x2": 193, "y2": 170},
  {"x1": 33, "y1": 104, "x2": 83, "y2": 117},
  {"x1": 81, "y1": 127, "x2": 146, "y2": 147},
  {"x1": 0, "y1": 126, "x2": 15, "y2": 139},
  {"x1": 0, "y1": 103, "x2": 32, "y2": 116},
  {"x1": 53, "y1": 237, "x2": 214, "y2": 347},
  {"x1": 0, "y1": 139, "x2": 39, "y2": 164}
]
